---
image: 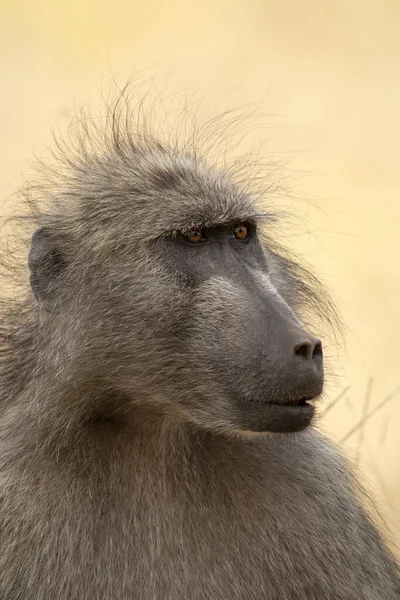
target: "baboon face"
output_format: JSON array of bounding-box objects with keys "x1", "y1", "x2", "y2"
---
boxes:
[
  {"x1": 30, "y1": 155, "x2": 323, "y2": 435},
  {"x1": 156, "y1": 223, "x2": 323, "y2": 435}
]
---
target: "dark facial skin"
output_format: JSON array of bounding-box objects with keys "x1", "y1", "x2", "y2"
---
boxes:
[{"x1": 158, "y1": 220, "x2": 323, "y2": 433}]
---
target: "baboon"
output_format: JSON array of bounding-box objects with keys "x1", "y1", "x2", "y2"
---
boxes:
[{"x1": 0, "y1": 92, "x2": 399, "y2": 600}]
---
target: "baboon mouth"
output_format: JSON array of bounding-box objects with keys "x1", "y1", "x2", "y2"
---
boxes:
[
  {"x1": 276, "y1": 396, "x2": 316, "y2": 407},
  {"x1": 245, "y1": 391, "x2": 321, "y2": 408},
  {"x1": 238, "y1": 395, "x2": 320, "y2": 433}
]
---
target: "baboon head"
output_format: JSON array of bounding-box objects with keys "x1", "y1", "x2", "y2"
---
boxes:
[{"x1": 27, "y1": 126, "x2": 329, "y2": 436}]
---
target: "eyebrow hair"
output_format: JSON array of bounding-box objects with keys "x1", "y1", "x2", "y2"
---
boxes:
[{"x1": 159, "y1": 212, "x2": 270, "y2": 239}]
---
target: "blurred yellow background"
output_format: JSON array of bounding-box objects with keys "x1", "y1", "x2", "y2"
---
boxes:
[{"x1": 1, "y1": 0, "x2": 399, "y2": 545}]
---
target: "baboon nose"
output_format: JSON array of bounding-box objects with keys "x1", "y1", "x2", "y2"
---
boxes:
[
  {"x1": 285, "y1": 329, "x2": 324, "y2": 391},
  {"x1": 293, "y1": 337, "x2": 323, "y2": 363}
]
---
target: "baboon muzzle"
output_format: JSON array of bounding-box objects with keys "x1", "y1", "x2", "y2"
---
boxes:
[{"x1": 237, "y1": 315, "x2": 324, "y2": 433}]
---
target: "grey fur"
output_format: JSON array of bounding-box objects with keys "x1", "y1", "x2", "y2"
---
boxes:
[{"x1": 0, "y1": 91, "x2": 399, "y2": 599}]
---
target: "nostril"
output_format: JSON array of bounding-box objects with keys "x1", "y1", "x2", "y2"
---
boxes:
[
  {"x1": 293, "y1": 338, "x2": 323, "y2": 362},
  {"x1": 312, "y1": 341, "x2": 323, "y2": 361},
  {"x1": 293, "y1": 340, "x2": 314, "y2": 360}
]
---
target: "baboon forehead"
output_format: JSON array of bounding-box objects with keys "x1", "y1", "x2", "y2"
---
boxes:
[
  {"x1": 55, "y1": 148, "x2": 264, "y2": 246},
  {"x1": 122, "y1": 151, "x2": 261, "y2": 237}
]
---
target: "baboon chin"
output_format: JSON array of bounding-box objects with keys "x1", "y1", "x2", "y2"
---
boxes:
[{"x1": 0, "y1": 90, "x2": 398, "y2": 599}]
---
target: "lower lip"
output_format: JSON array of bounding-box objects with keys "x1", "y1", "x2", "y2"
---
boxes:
[{"x1": 238, "y1": 401, "x2": 315, "y2": 433}]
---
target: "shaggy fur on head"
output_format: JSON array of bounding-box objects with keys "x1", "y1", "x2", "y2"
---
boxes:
[{"x1": 0, "y1": 86, "x2": 398, "y2": 599}]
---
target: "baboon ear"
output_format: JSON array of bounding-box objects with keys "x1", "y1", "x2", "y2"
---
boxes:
[{"x1": 28, "y1": 227, "x2": 65, "y2": 309}]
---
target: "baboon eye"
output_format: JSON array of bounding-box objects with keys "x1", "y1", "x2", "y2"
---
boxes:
[
  {"x1": 231, "y1": 223, "x2": 249, "y2": 240},
  {"x1": 185, "y1": 229, "x2": 207, "y2": 244}
]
